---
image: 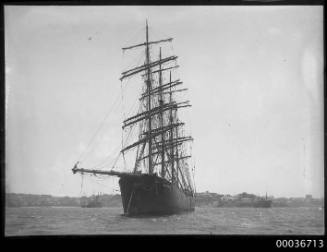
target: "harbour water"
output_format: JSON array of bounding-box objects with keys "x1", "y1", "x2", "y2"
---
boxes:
[{"x1": 5, "y1": 206, "x2": 324, "y2": 235}]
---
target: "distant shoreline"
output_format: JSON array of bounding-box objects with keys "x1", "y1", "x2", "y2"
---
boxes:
[{"x1": 5, "y1": 192, "x2": 324, "y2": 208}]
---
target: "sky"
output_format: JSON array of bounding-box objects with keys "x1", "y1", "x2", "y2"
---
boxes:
[{"x1": 5, "y1": 6, "x2": 324, "y2": 198}]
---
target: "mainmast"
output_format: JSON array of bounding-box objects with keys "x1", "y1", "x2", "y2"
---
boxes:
[{"x1": 145, "y1": 20, "x2": 153, "y2": 174}]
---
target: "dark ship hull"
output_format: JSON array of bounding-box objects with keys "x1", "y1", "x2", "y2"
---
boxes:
[{"x1": 119, "y1": 174, "x2": 195, "y2": 216}]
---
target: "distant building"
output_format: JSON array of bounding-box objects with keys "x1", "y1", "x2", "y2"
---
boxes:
[
  {"x1": 305, "y1": 194, "x2": 313, "y2": 203},
  {"x1": 305, "y1": 194, "x2": 313, "y2": 199},
  {"x1": 221, "y1": 195, "x2": 234, "y2": 201}
]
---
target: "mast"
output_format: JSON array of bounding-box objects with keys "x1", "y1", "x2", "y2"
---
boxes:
[
  {"x1": 159, "y1": 48, "x2": 165, "y2": 178},
  {"x1": 175, "y1": 121, "x2": 179, "y2": 184},
  {"x1": 145, "y1": 20, "x2": 153, "y2": 174},
  {"x1": 169, "y1": 71, "x2": 175, "y2": 183}
]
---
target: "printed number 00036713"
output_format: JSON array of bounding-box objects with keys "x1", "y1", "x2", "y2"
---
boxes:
[{"x1": 276, "y1": 240, "x2": 324, "y2": 248}]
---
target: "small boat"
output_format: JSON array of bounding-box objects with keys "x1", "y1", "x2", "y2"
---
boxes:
[{"x1": 81, "y1": 194, "x2": 103, "y2": 208}]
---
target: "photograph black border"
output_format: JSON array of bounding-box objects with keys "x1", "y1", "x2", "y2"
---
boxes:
[{"x1": 1, "y1": 0, "x2": 325, "y2": 250}]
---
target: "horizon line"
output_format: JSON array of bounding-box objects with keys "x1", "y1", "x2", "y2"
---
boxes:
[{"x1": 5, "y1": 191, "x2": 324, "y2": 199}]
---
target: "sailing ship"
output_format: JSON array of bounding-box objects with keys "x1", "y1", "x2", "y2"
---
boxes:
[{"x1": 72, "y1": 21, "x2": 195, "y2": 216}]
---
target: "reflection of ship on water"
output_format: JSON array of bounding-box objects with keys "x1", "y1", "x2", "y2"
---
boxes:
[
  {"x1": 81, "y1": 194, "x2": 103, "y2": 208},
  {"x1": 217, "y1": 192, "x2": 272, "y2": 208}
]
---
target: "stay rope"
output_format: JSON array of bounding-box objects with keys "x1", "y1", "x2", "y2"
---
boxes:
[
  {"x1": 77, "y1": 92, "x2": 121, "y2": 163},
  {"x1": 80, "y1": 174, "x2": 84, "y2": 195}
]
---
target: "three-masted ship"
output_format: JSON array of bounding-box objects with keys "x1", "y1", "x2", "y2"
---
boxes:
[{"x1": 72, "y1": 21, "x2": 195, "y2": 216}]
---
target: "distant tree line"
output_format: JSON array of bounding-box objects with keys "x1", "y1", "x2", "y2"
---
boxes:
[
  {"x1": 5, "y1": 192, "x2": 324, "y2": 208},
  {"x1": 5, "y1": 193, "x2": 122, "y2": 207},
  {"x1": 195, "y1": 192, "x2": 324, "y2": 207}
]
